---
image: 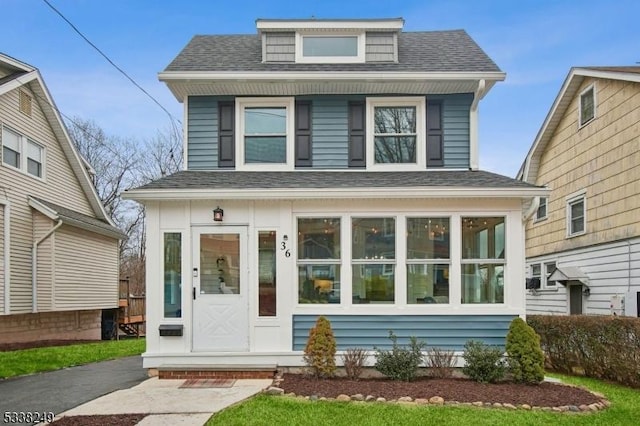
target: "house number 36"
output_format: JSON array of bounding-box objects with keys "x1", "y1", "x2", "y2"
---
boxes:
[{"x1": 281, "y1": 235, "x2": 290, "y2": 258}]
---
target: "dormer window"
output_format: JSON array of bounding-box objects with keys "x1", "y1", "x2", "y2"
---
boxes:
[{"x1": 296, "y1": 33, "x2": 365, "y2": 63}]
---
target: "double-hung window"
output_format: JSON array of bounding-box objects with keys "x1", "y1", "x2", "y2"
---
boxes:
[
  {"x1": 579, "y1": 85, "x2": 595, "y2": 127},
  {"x1": 2, "y1": 126, "x2": 44, "y2": 179},
  {"x1": 237, "y1": 98, "x2": 294, "y2": 169},
  {"x1": 297, "y1": 218, "x2": 341, "y2": 304},
  {"x1": 461, "y1": 217, "x2": 506, "y2": 304},
  {"x1": 351, "y1": 217, "x2": 396, "y2": 304},
  {"x1": 535, "y1": 197, "x2": 548, "y2": 221},
  {"x1": 567, "y1": 193, "x2": 586, "y2": 237},
  {"x1": 544, "y1": 262, "x2": 557, "y2": 288},
  {"x1": 407, "y1": 218, "x2": 450, "y2": 304},
  {"x1": 366, "y1": 97, "x2": 425, "y2": 169}
]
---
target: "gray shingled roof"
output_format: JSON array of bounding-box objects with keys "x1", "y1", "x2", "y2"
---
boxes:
[
  {"x1": 133, "y1": 170, "x2": 538, "y2": 191},
  {"x1": 31, "y1": 196, "x2": 126, "y2": 239},
  {"x1": 164, "y1": 30, "x2": 501, "y2": 73}
]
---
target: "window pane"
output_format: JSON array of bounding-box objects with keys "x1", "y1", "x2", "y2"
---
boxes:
[
  {"x1": 462, "y1": 264, "x2": 504, "y2": 304},
  {"x1": 352, "y1": 264, "x2": 395, "y2": 303},
  {"x1": 164, "y1": 233, "x2": 182, "y2": 318},
  {"x1": 407, "y1": 218, "x2": 449, "y2": 259},
  {"x1": 531, "y1": 264, "x2": 541, "y2": 277},
  {"x1": 462, "y1": 217, "x2": 505, "y2": 259},
  {"x1": 407, "y1": 264, "x2": 449, "y2": 304},
  {"x1": 245, "y1": 136, "x2": 286, "y2": 163},
  {"x1": 245, "y1": 107, "x2": 286, "y2": 134},
  {"x1": 298, "y1": 218, "x2": 341, "y2": 259},
  {"x1": 200, "y1": 234, "x2": 240, "y2": 295},
  {"x1": 2, "y1": 146, "x2": 19, "y2": 168},
  {"x1": 374, "y1": 136, "x2": 416, "y2": 163},
  {"x1": 27, "y1": 140, "x2": 42, "y2": 162},
  {"x1": 352, "y1": 217, "x2": 395, "y2": 259},
  {"x1": 2, "y1": 128, "x2": 20, "y2": 151},
  {"x1": 545, "y1": 262, "x2": 557, "y2": 287},
  {"x1": 580, "y1": 88, "x2": 594, "y2": 124},
  {"x1": 27, "y1": 158, "x2": 42, "y2": 177},
  {"x1": 258, "y1": 231, "x2": 277, "y2": 316},
  {"x1": 536, "y1": 198, "x2": 547, "y2": 219},
  {"x1": 298, "y1": 265, "x2": 340, "y2": 304},
  {"x1": 374, "y1": 107, "x2": 416, "y2": 134},
  {"x1": 303, "y1": 36, "x2": 358, "y2": 57}
]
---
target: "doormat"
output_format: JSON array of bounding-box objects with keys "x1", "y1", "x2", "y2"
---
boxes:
[{"x1": 179, "y1": 378, "x2": 236, "y2": 388}]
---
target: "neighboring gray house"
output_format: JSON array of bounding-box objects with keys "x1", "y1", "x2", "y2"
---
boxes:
[
  {"x1": 123, "y1": 18, "x2": 546, "y2": 376},
  {"x1": 0, "y1": 53, "x2": 124, "y2": 344}
]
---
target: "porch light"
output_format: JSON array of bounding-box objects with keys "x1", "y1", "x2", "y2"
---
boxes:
[{"x1": 213, "y1": 206, "x2": 224, "y2": 222}]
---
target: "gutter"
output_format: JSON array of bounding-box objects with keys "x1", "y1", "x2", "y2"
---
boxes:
[
  {"x1": 0, "y1": 197, "x2": 10, "y2": 314},
  {"x1": 32, "y1": 219, "x2": 63, "y2": 313},
  {"x1": 469, "y1": 79, "x2": 486, "y2": 170},
  {"x1": 522, "y1": 197, "x2": 540, "y2": 222}
]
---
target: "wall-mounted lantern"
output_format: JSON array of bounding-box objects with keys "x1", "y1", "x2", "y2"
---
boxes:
[{"x1": 213, "y1": 206, "x2": 224, "y2": 222}]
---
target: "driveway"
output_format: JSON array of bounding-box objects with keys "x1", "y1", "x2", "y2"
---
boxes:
[{"x1": 0, "y1": 356, "x2": 147, "y2": 425}]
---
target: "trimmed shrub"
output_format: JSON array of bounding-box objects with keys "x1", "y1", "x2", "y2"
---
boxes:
[
  {"x1": 374, "y1": 331, "x2": 425, "y2": 382},
  {"x1": 462, "y1": 340, "x2": 505, "y2": 383},
  {"x1": 528, "y1": 315, "x2": 640, "y2": 388},
  {"x1": 424, "y1": 347, "x2": 457, "y2": 378},
  {"x1": 505, "y1": 317, "x2": 544, "y2": 384},
  {"x1": 303, "y1": 316, "x2": 336, "y2": 378},
  {"x1": 341, "y1": 348, "x2": 367, "y2": 380}
]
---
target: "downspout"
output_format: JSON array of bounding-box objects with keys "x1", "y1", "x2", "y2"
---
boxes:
[
  {"x1": 0, "y1": 198, "x2": 10, "y2": 314},
  {"x1": 469, "y1": 79, "x2": 486, "y2": 171},
  {"x1": 522, "y1": 197, "x2": 540, "y2": 222},
  {"x1": 32, "y1": 219, "x2": 63, "y2": 313}
]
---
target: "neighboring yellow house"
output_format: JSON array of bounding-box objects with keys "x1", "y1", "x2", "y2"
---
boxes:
[
  {"x1": 519, "y1": 67, "x2": 640, "y2": 316},
  {"x1": 0, "y1": 53, "x2": 125, "y2": 344}
]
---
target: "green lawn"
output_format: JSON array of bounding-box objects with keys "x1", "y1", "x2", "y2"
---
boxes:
[
  {"x1": 0, "y1": 338, "x2": 145, "y2": 379},
  {"x1": 207, "y1": 374, "x2": 640, "y2": 426}
]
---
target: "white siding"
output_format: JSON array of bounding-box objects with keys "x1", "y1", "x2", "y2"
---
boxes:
[
  {"x1": 34, "y1": 211, "x2": 53, "y2": 311},
  {"x1": 54, "y1": 225, "x2": 119, "y2": 310},
  {"x1": 526, "y1": 237, "x2": 640, "y2": 315},
  {"x1": 0, "y1": 205, "x2": 4, "y2": 314}
]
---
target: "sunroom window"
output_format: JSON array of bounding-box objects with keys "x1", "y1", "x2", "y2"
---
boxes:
[
  {"x1": 461, "y1": 217, "x2": 505, "y2": 304},
  {"x1": 351, "y1": 217, "x2": 396, "y2": 304},
  {"x1": 297, "y1": 218, "x2": 341, "y2": 304},
  {"x1": 407, "y1": 218, "x2": 450, "y2": 304}
]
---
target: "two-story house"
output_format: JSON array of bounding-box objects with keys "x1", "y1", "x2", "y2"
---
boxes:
[
  {"x1": 123, "y1": 18, "x2": 546, "y2": 375},
  {"x1": 0, "y1": 53, "x2": 124, "y2": 344},
  {"x1": 519, "y1": 67, "x2": 640, "y2": 316}
]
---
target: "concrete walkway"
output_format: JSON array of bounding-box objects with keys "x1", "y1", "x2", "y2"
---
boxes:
[{"x1": 57, "y1": 377, "x2": 272, "y2": 425}]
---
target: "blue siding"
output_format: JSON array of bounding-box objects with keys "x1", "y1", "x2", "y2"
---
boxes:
[
  {"x1": 187, "y1": 96, "x2": 219, "y2": 170},
  {"x1": 292, "y1": 314, "x2": 515, "y2": 351},
  {"x1": 430, "y1": 93, "x2": 472, "y2": 169}
]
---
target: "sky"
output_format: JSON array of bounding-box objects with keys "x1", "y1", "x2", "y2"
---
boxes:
[{"x1": 2, "y1": 0, "x2": 638, "y2": 178}]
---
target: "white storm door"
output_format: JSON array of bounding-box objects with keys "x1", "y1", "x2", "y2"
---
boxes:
[{"x1": 192, "y1": 226, "x2": 249, "y2": 352}]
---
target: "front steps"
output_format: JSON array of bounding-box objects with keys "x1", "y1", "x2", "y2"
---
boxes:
[{"x1": 155, "y1": 364, "x2": 278, "y2": 380}]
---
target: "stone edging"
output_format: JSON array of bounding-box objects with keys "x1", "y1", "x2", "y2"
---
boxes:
[{"x1": 264, "y1": 378, "x2": 611, "y2": 413}]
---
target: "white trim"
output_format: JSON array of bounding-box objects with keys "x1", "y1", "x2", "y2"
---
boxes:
[
  {"x1": 235, "y1": 97, "x2": 295, "y2": 171},
  {"x1": 256, "y1": 19, "x2": 404, "y2": 32},
  {"x1": 123, "y1": 186, "x2": 550, "y2": 201},
  {"x1": 0, "y1": 71, "x2": 38, "y2": 97},
  {"x1": 0, "y1": 197, "x2": 10, "y2": 314},
  {"x1": 295, "y1": 32, "x2": 365, "y2": 64},
  {"x1": 366, "y1": 96, "x2": 425, "y2": 170},
  {"x1": 566, "y1": 191, "x2": 587, "y2": 238},
  {"x1": 182, "y1": 95, "x2": 189, "y2": 171},
  {"x1": 469, "y1": 80, "x2": 485, "y2": 171},
  {"x1": 578, "y1": 83, "x2": 596, "y2": 128}
]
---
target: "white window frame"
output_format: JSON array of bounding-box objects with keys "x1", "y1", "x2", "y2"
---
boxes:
[
  {"x1": 578, "y1": 84, "x2": 596, "y2": 128},
  {"x1": 366, "y1": 97, "x2": 426, "y2": 171},
  {"x1": 566, "y1": 191, "x2": 587, "y2": 237},
  {"x1": 544, "y1": 261, "x2": 557, "y2": 289},
  {"x1": 535, "y1": 197, "x2": 548, "y2": 222},
  {"x1": 235, "y1": 97, "x2": 295, "y2": 171},
  {"x1": 295, "y1": 31, "x2": 365, "y2": 64},
  {"x1": 1, "y1": 125, "x2": 45, "y2": 181}
]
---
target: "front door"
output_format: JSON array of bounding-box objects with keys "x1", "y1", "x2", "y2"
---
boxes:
[
  {"x1": 569, "y1": 284, "x2": 583, "y2": 315},
  {"x1": 192, "y1": 227, "x2": 248, "y2": 352}
]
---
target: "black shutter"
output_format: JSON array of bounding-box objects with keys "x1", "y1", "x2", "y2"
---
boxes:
[
  {"x1": 295, "y1": 101, "x2": 312, "y2": 167},
  {"x1": 426, "y1": 100, "x2": 444, "y2": 167},
  {"x1": 348, "y1": 101, "x2": 366, "y2": 168},
  {"x1": 218, "y1": 101, "x2": 235, "y2": 168}
]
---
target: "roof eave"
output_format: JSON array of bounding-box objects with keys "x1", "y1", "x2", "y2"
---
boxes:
[{"x1": 122, "y1": 186, "x2": 549, "y2": 202}]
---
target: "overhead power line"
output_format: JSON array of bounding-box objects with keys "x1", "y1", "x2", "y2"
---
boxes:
[{"x1": 41, "y1": 0, "x2": 182, "y2": 135}]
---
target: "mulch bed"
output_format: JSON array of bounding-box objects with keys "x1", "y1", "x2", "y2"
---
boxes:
[
  {"x1": 50, "y1": 414, "x2": 147, "y2": 425},
  {"x1": 279, "y1": 374, "x2": 603, "y2": 407}
]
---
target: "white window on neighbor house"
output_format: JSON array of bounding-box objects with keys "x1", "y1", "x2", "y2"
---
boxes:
[
  {"x1": 236, "y1": 97, "x2": 294, "y2": 170},
  {"x1": 567, "y1": 192, "x2": 586, "y2": 237},
  {"x1": 1, "y1": 126, "x2": 44, "y2": 179},
  {"x1": 366, "y1": 97, "x2": 426, "y2": 170},
  {"x1": 579, "y1": 85, "x2": 595, "y2": 127},
  {"x1": 530, "y1": 263, "x2": 541, "y2": 290},
  {"x1": 296, "y1": 33, "x2": 365, "y2": 63},
  {"x1": 535, "y1": 197, "x2": 548, "y2": 221},
  {"x1": 544, "y1": 261, "x2": 557, "y2": 288}
]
